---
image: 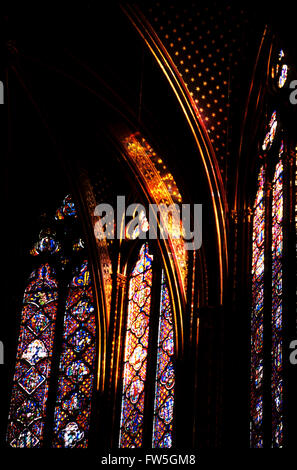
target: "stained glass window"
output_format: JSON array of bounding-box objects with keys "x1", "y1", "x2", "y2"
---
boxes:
[
  {"x1": 7, "y1": 264, "x2": 58, "y2": 447},
  {"x1": 271, "y1": 144, "x2": 284, "y2": 447},
  {"x1": 278, "y1": 64, "x2": 288, "y2": 89},
  {"x1": 52, "y1": 260, "x2": 96, "y2": 448},
  {"x1": 262, "y1": 111, "x2": 277, "y2": 151},
  {"x1": 30, "y1": 230, "x2": 60, "y2": 257},
  {"x1": 251, "y1": 140, "x2": 285, "y2": 448},
  {"x1": 152, "y1": 270, "x2": 175, "y2": 448},
  {"x1": 119, "y1": 243, "x2": 153, "y2": 448},
  {"x1": 119, "y1": 244, "x2": 176, "y2": 448},
  {"x1": 7, "y1": 194, "x2": 97, "y2": 448},
  {"x1": 250, "y1": 166, "x2": 265, "y2": 448},
  {"x1": 271, "y1": 49, "x2": 288, "y2": 89},
  {"x1": 55, "y1": 194, "x2": 77, "y2": 220}
]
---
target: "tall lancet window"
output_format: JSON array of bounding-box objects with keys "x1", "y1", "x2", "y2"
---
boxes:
[
  {"x1": 119, "y1": 243, "x2": 153, "y2": 448},
  {"x1": 7, "y1": 263, "x2": 59, "y2": 447},
  {"x1": 7, "y1": 195, "x2": 97, "y2": 448},
  {"x1": 250, "y1": 107, "x2": 285, "y2": 447},
  {"x1": 271, "y1": 144, "x2": 284, "y2": 447},
  {"x1": 152, "y1": 271, "x2": 175, "y2": 448},
  {"x1": 249, "y1": 45, "x2": 296, "y2": 447},
  {"x1": 52, "y1": 260, "x2": 97, "y2": 448},
  {"x1": 119, "y1": 243, "x2": 176, "y2": 448},
  {"x1": 250, "y1": 166, "x2": 266, "y2": 448}
]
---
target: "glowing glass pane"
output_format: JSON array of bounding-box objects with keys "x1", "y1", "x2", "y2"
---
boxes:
[
  {"x1": 55, "y1": 195, "x2": 77, "y2": 220},
  {"x1": 30, "y1": 235, "x2": 60, "y2": 257},
  {"x1": 73, "y1": 238, "x2": 85, "y2": 252},
  {"x1": 271, "y1": 146, "x2": 284, "y2": 447},
  {"x1": 152, "y1": 271, "x2": 175, "y2": 448},
  {"x1": 52, "y1": 261, "x2": 96, "y2": 448},
  {"x1": 278, "y1": 64, "x2": 288, "y2": 88},
  {"x1": 119, "y1": 243, "x2": 153, "y2": 448},
  {"x1": 262, "y1": 111, "x2": 277, "y2": 151},
  {"x1": 7, "y1": 264, "x2": 58, "y2": 447},
  {"x1": 250, "y1": 166, "x2": 265, "y2": 448},
  {"x1": 126, "y1": 210, "x2": 150, "y2": 240}
]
